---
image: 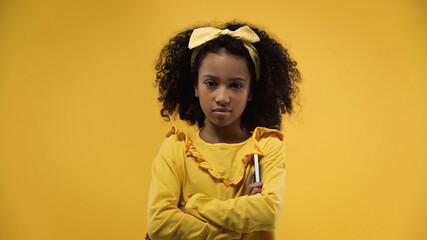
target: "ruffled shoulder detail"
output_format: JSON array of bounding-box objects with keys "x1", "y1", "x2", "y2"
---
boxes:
[
  {"x1": 165, "y1": 126, "x2": 188, "y2": 141},
  {"x1": 252, "y1": 127, "x2": 284, "y2": 142},
  {"x1": 165, "y1": 126, "x2": 282, "y2": 187}
]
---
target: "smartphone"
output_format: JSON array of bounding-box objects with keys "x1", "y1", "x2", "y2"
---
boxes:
[{"x1": 254, "y1": 154, "x2": 260, "y2": 182}]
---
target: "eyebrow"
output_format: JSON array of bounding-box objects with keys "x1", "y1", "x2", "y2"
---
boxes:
[{"x1": 201, "y1": 74, "x2": 248, "y2": 81}]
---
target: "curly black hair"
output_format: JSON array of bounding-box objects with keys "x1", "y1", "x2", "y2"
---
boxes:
[{"x1": 155, "y1": 22, "x2": 301, "y2": 131}]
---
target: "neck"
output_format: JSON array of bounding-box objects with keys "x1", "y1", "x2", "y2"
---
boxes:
[{"x1": 200, "y1": 121, "x2": 250, "y2": 144}]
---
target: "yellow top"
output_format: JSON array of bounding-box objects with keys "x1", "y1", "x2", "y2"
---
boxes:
[{"x1": 147, "y1": 126, "x2": 286, "y2": 240}]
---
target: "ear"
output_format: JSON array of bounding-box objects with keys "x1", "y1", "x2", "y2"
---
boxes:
[{"x1": 248, "y1": 92, "x2": 253, "y2": 101}]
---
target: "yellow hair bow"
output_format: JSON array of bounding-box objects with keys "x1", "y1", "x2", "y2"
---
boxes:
[{"x1": 188, "y1": 25, "x2": 261, "y2": 81}]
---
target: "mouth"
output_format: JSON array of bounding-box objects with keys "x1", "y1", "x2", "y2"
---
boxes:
[{"x1": 212, "y1": 108, "x2": 231, "y2": 113}]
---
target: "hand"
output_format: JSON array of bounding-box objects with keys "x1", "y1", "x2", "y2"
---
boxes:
[
  {"x1": 244, "y1": 169, "x2": 263, "y2": 195},
  {"x1": 178, "y1": 205, "x2": 186, "y2": 213}
]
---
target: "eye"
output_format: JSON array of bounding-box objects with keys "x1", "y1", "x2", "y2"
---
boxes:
[
  {"x1": 204, "y1": 80, "x2": 217, "y2": 87},
  {"x1": 231, "y1": 82, "x2": 243, "y2": 89}
]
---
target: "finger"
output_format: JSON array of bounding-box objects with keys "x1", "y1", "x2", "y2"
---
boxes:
[
  {"x1": 244, "y1": 169, "x2": 256, "y2": 195},
  {"x1": 250, "y1": 187, "x2": 262, "y2": 195},
  {"x1": 248, "y1": 182, "x2": 263, "y2": 189},
  {"x1": 245, "y1": 169, "x2": 255, "y2": 187}
]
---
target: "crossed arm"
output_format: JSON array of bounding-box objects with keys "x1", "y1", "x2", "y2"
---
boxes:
[
  {"x1": 146, "y1": 140, "x2": 286, "y2": 239},
  {"x1": 184, "y1": 153, "x2": 286, "y2": 233},
  {"x1": 146, "y1": 154, "x2": 241, "y2": 240}
]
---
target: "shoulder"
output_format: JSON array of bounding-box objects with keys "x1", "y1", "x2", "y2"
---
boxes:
[
  {"x1": 156, "y1": 126, "x2": 188, "y2": 157},
  {"x1": 152, "y1": 126, "x2": 189, "y2": 179},
  {"x1": 252, "y1": 127, "x2": 284, "y2": 149},
  {"x1": 252, "y1": 127, "x2": 286, "y2": 166}
]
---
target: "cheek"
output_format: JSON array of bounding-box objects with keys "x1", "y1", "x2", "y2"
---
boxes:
[
  {"x1": 239, "y1": 95, "x2": 251, "y2": 111},
  {"x1": 197, "y1": 91, "x2": 209, "y2": 107}
]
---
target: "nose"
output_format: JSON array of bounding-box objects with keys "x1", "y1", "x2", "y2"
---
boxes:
[{"x1": 215, "y1": 86, "x2": 230, "y2": 105}]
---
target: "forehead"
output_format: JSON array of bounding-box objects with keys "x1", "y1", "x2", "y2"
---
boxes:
[{"x1": 198, "y1": 52, "x2": 251, "y2": 79}]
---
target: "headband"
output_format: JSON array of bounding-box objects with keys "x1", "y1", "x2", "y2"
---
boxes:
[{"x1": 188, "y1": 25, "x2": 261, "y2": 81}]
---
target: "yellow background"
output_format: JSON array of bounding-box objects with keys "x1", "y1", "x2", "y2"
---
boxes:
[{"x1": 1, "y1": 0, "x2": 426, "y2": 239}]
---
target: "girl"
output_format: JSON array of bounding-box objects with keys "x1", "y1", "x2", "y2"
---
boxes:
[{"x1": 146, "y1": 22, "x2": 301, "y2": 240}]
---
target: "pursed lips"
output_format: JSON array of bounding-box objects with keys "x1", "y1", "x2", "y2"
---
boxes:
[{"x1": 212, "y1": 108, "x2": 231, "y2": 113}]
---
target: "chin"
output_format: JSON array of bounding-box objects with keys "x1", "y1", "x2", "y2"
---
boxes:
[
  {"x1": 209, "y1": 118, "x2": 239, "y2": 128},
  {"x1": 211, "y1": 121, "x2": 230, "y2": 127}
]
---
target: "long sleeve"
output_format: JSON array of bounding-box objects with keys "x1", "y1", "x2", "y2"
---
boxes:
[
  {"x1": 184, "y1": 137, "x2": 286, "y2": 233},
  {"x1": 147, "y1": 144, "x2": 241, "y2": 240}
]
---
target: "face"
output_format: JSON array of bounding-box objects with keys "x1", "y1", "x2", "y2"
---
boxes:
[{"x1": 195, "y1": 51, "x2": 252, "y2": 129}]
